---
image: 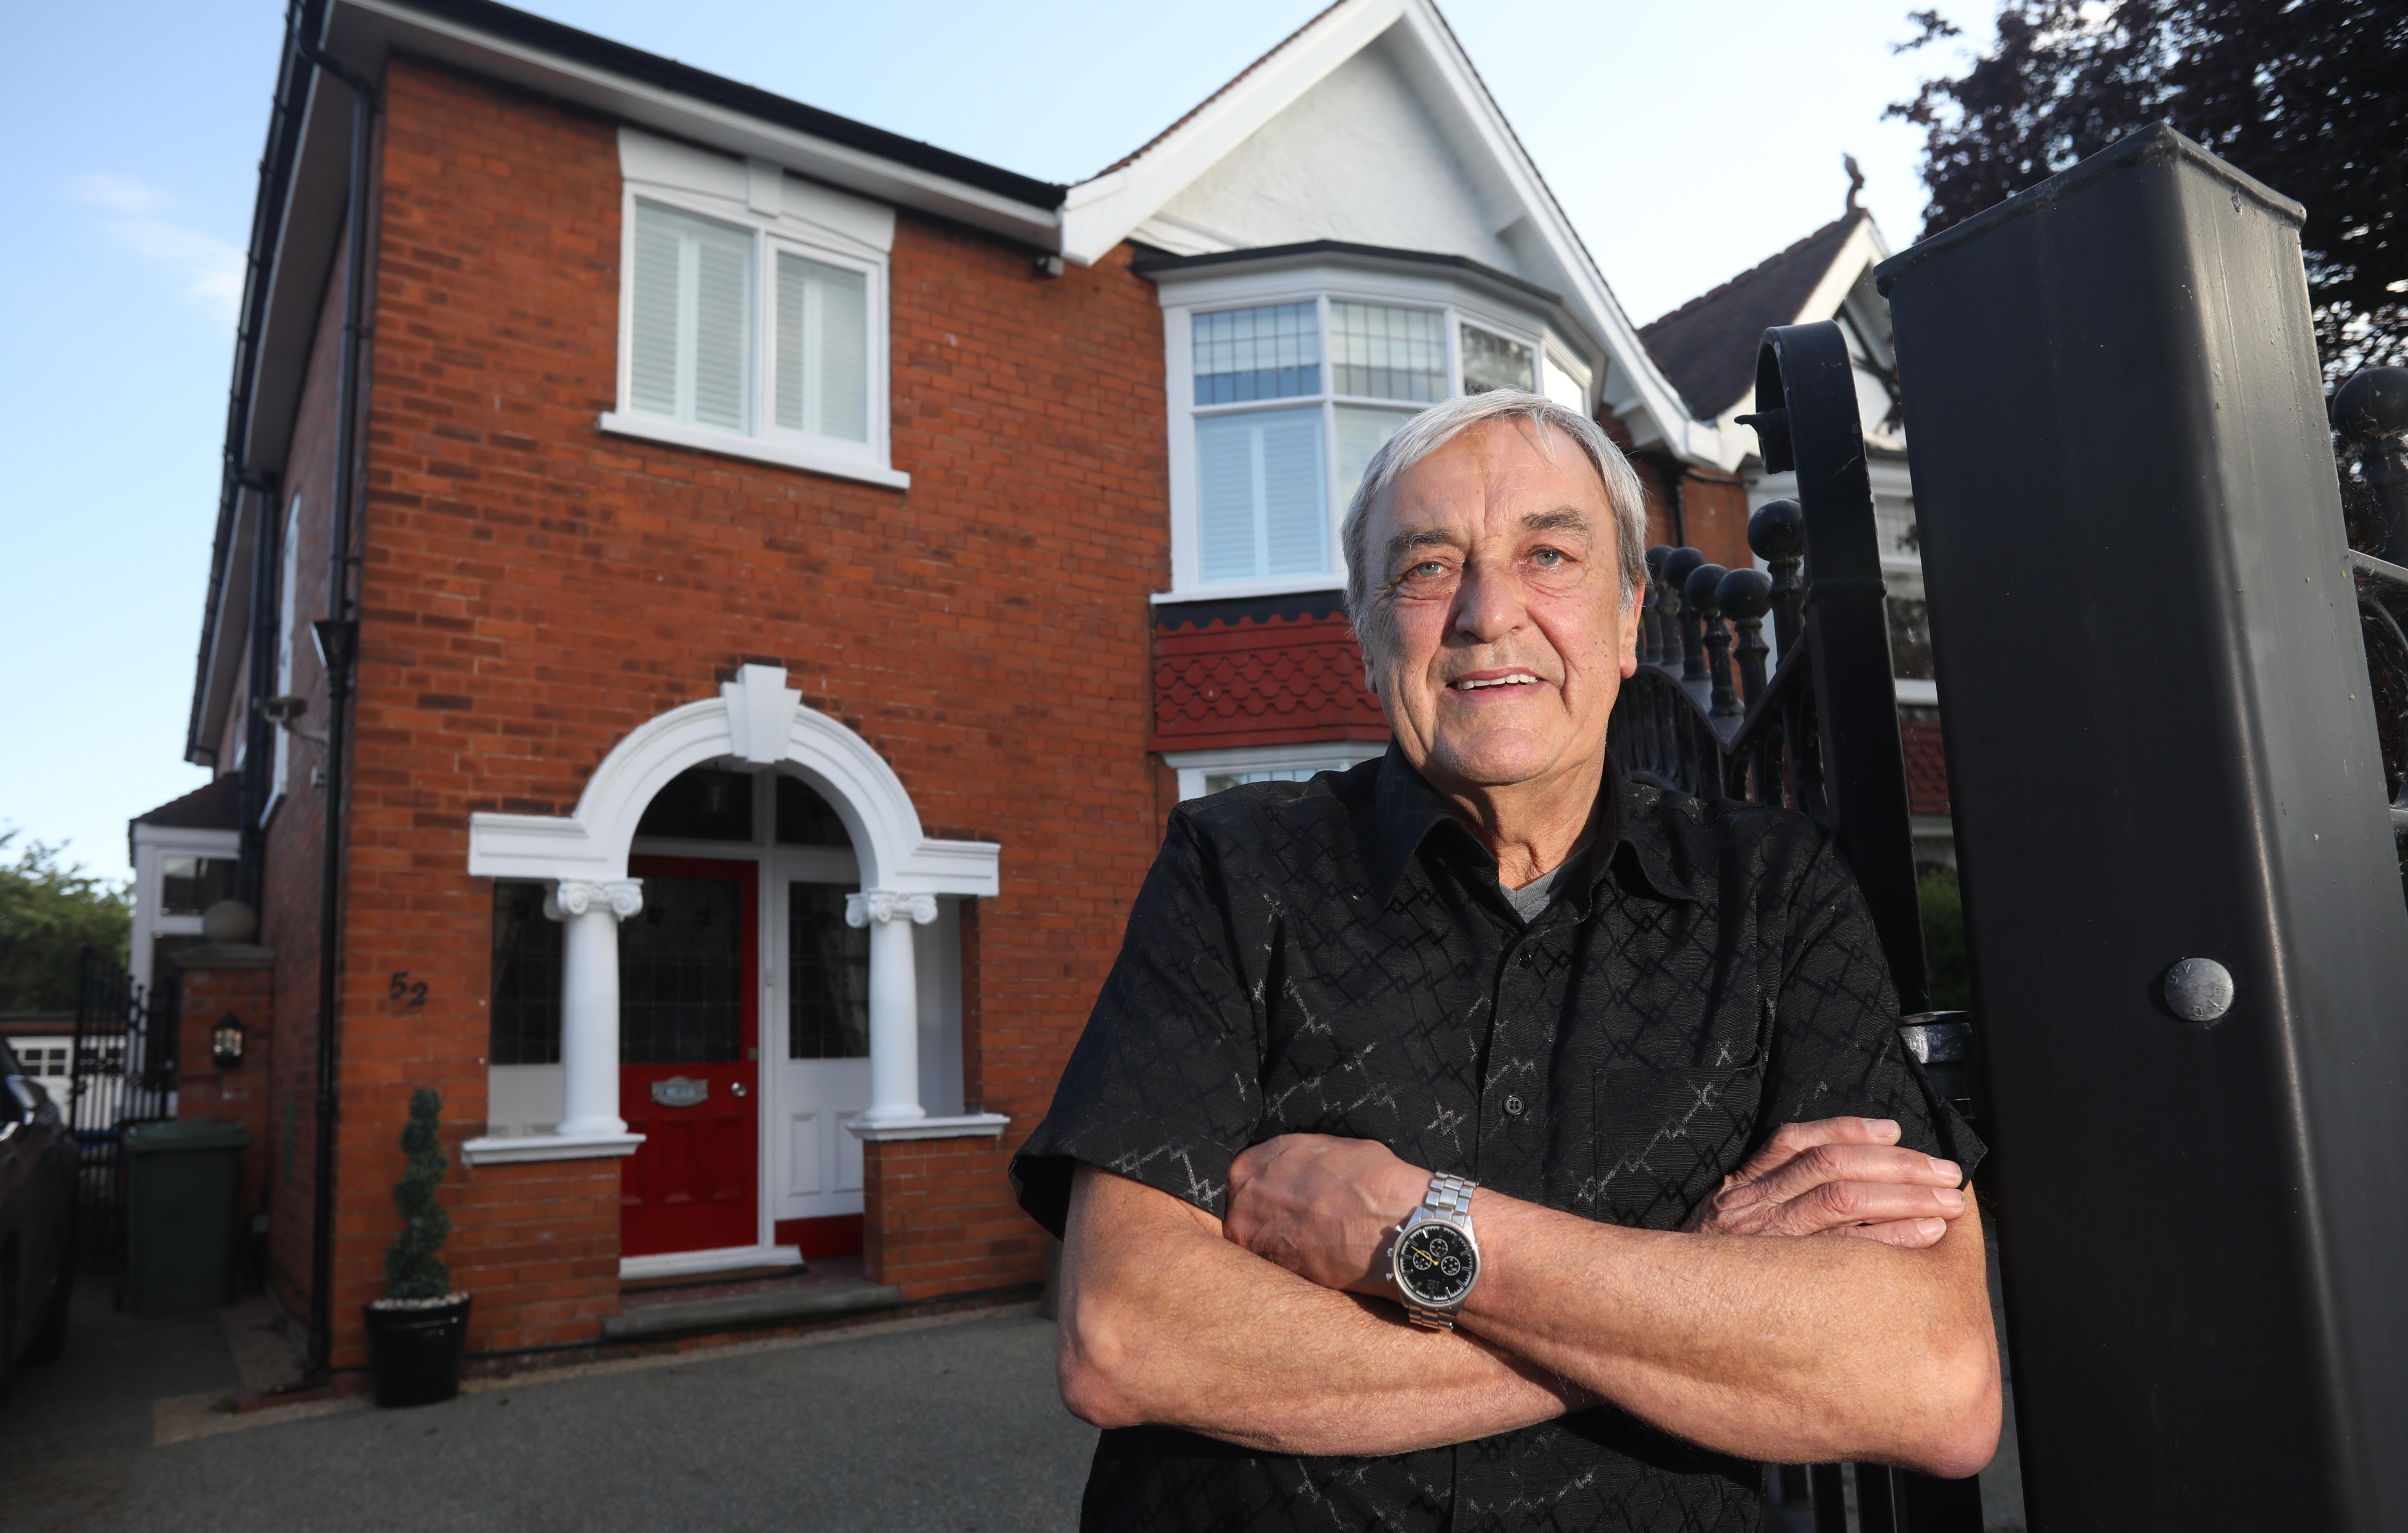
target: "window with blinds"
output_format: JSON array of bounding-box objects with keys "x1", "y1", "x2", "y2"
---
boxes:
[
  {"x1": 775, "y1": 253, "x2": 868, "y2": 442},
  {"x1": 629, "y1": 201, "x2": 755, "y2": 431},
  {"x1": 1197, "y1": 406, "x2": 1328, "y2": 582},
  {"x1": 1175, "y1": 287, "x2": 1564, "y2": 592}
]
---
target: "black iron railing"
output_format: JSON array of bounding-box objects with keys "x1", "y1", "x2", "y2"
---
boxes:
[
  {"x1": 1608, "y1": 320, "x2": 1983, "y2": 1532},
  {"x1": 71, "y1": 947, "x2": 177, "y2": 1278}
]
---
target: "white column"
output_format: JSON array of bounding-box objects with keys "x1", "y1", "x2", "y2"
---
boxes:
[
  {"x1": 548, "y1": 878, "x2": 643, "y2": 1138},
  {"x1": 847, "y1": 889, "x2": 938, "y2": 1127}
]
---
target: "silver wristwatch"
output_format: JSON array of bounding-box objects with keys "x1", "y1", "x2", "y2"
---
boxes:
[{"x1": 1390, "y1": 1173, "x2": 1481, "y2": 1330}]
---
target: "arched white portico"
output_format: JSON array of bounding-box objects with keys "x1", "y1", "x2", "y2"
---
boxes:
[{"x1": 459, "y1": 665, "x2": 1003, "y2": 1166}]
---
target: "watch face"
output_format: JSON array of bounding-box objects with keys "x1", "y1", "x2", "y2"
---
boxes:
[{"x1": 1394, "y1": 1222, "x2": 1477, "y2": 1307}]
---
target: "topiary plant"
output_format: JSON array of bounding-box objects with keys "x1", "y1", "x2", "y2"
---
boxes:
[{"x1": 383, "y1": 1087, "x2": 454, "y2": 1301}]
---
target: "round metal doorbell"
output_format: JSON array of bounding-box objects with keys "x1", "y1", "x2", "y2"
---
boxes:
[{"x1": 2163, "y1": 958, "x2": 2235, "y2": 1023}]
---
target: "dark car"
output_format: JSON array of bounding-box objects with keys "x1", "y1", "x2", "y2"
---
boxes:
[{"x1": 0, "y1": 1039, "x2": 76, "y2": 1385}]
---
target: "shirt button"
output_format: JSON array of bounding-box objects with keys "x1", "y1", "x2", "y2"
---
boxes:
[
  {"x1": 1504, "y1": 1094, "x2": 1524, "y2": 1116},
  {"x1": 1517, "y1": 949, "x2": 1534, "y2": 968}
]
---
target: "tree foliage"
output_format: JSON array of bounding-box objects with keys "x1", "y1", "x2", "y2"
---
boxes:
[
  {"x1": 0, "y1": 830, "x2": 131, "y2": 1012},
  {"x1": 1890, "y1": 1, "x2": 2408, "y2": 380}
]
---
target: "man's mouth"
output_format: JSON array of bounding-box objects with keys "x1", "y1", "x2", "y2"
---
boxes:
[{"x1": 1448, "y1": 671, "x2": 1544, "y2": 692}]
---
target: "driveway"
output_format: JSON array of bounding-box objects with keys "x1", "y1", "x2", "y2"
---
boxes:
[{"x1": 4, "y1": 1284, "x2": 1097, "y2": 1533}]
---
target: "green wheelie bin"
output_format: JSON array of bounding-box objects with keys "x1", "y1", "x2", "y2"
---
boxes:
[{"x1": 122, "y1": 1120, "x2": 250, "y2": 1315}]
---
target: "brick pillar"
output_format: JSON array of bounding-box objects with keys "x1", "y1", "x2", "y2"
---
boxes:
[
  {"x1": 862, "y1": 1134, "x2": 1049, "y2": 1300},
  {"x1": 167, "y1": 943, "x2": 276, "y2": 1276}
]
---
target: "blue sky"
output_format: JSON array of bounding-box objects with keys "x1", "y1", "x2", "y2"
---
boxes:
[{"x1": 0, "y1": 0, "x2": 1991, "y2": 882}]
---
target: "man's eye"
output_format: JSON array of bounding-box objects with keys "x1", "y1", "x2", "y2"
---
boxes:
[
  {"x1": 1529, "y1": 548, "x2": 1566, "y2": 568},
  {"x1": 1404, "y1": 560, "x2": 1446, "y2": 580}
]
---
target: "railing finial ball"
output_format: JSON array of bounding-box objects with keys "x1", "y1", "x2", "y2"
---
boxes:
[
  {"x1": 2333, "y1": 368, "x2": 2408, "y2": 444},
  {"x1": 1645, "y1": 544, "x2": 1673, "y2": 581},
  {"x1": 1748, "y1": 499, "x2": 1804, "y2": 562},
  {"x1": 1684, "y1": 562, "x2": 1730, "y2": 611},
  {"x1": 1717, "y1": 566, "x2": 1772, "y2": 620},
  {"x1": 1664, "y1": 546, "x2": 1707, "y2": 587}
]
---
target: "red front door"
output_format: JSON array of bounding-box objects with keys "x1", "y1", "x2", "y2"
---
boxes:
[{"x1": 620, "y1": 856, "x2": 758, "y2": 1257}]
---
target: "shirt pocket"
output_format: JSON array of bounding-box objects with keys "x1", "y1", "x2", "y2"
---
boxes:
[{"x1": 1580, "y1": 1066, "x2": 1764, "y2": 1230}]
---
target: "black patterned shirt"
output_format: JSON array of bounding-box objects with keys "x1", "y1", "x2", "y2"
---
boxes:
[{"x1": 1012, "y1": 744, "x2": 1981, "y2": 1533}]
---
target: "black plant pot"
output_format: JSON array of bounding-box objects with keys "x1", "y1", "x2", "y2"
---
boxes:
[{"x1": 364, "y1": 1293, "x2": 472, "y2": 1408}]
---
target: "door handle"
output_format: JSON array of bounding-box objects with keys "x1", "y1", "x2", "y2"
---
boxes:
[{"x1": 730, "y1": 1082, "x2": 747, "y2": 1097}]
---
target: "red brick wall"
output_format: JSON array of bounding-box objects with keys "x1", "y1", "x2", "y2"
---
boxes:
[
  {"x1": 173, "y1": 960, "x2": 275, "y2": 1258},
  {"x1": 862, "y1": 1136, "x2": 1044, "y2": 1298},
  {"x1": 257, "y1": 54, "x2": 1172, "y2": 1362}
]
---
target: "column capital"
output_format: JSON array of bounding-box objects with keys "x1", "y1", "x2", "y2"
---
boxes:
[
  {"x1": 548, "y1": 877, "x2": 644, "y2": 922},
  {"x1": 845, "y1": 890, "x2": 937, "y2": 928}
]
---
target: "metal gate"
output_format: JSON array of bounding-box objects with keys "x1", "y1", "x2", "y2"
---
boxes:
[
  {"x1": 1873, "y1": 125, "x2": 2408, "y2": 1530},
  {"x1": 70, "y1": 947, "x2": 177, "y2": 1278},
  {"x1": 1607, "y1": 318, "x2": 1983, "y2": 1532}
]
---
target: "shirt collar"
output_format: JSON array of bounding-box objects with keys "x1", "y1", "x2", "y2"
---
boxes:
[{"x1": 1360, "y1": 741, "x2": 1699, "y2": 908}]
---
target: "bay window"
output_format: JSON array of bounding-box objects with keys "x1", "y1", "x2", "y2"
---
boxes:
[{"x1": 1156, "y1": 256, "x2": 1594, "y2": 599}]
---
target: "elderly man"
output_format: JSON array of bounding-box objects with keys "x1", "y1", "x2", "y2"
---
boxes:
[{"x1": 1010, "y1": 391, "x2": 1998, "y2": 1531}]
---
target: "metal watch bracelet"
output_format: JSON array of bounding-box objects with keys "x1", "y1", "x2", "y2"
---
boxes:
[{"x1": 1396, "y1": 1173, "x2": 1479, "y2": 1330}]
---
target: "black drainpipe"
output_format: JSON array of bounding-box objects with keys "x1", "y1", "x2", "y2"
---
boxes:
[
  {"x1": 237, "y1": 473, "x2": 280, "y2": 912},
  {"x1": 295, "y1": 31, "x2": 376, "y2": 1382},
  {"x1": 1647, "y1": 452, "x2": 1690, "y2": 549}
]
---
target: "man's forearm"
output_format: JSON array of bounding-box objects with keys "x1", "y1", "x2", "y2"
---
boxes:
[
  {"x1": 1059, "y1": 1166, "x2": 1580, "y2": 1456},
  {"x1": 1454, "y1": 1188, "x2": 1999, "y2": 1476}
]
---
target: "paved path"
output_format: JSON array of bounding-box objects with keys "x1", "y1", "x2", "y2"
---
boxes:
[{"x1": 4, "y1": 1283, "x2": 1097, "y2": 1533}]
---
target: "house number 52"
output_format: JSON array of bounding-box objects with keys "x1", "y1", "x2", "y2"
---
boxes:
[{"x1": 389, "y1": 972, "x2": 429, "y2": 1008}]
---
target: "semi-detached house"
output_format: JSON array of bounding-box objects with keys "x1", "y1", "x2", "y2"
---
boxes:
[{"x1": 146, "y1": 0, "x2": 1935, "y2": 1371}]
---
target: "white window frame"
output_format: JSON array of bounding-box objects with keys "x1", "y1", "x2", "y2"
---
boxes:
[
  {"x1": 602, "y1": 129, "x2": 907, "y2": 490},
  {"x1": 1157, "y1": 259, "x2": 1593, "y2": 602},
  {"x1": 1165, "y1": 741, "x2": 1389, "y2": 803}
]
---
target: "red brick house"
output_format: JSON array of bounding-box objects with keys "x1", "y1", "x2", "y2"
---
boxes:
[{"x1": 152, "y1": 0, "x2": 1845, "y2": 1376}]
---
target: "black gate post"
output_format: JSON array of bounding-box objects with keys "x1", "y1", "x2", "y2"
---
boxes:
[{"x1": 1876, "y1": 124, "x2": 2408, "y2": 1528}]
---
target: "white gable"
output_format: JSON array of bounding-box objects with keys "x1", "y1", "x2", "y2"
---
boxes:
[
  {"x1": 1064, "y1": 0, "x2": 1725, "y2": 465},
  {"x1": 1139, "y1": 36, "x2": 1522, "y2": 273}
]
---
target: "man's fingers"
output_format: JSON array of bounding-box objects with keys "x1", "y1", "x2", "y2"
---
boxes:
[
  {"x1": 1764, "y1": 1178, "x2": 1967, "y2": 1236},
  {"x1": 1715, "y1": 1141, "x2": 1962, "y2": 1214},
  {"x1": 1823, "y1": 1217, "x2": 1951, "y2": 1250},
  {"x1": 1724, "y1": 1117, "x2": 1904, "y2": 1185}
]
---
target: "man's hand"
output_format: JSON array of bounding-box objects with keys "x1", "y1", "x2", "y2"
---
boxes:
[
  {"x1": 1225, "y1": 1134, "x2": 1428, "y2": 1294},
  {"x1": 1679, "y1": 1117, "x2": 1967, "y2": 1249}
]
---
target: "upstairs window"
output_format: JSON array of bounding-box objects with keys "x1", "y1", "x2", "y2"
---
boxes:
[
  {"x1": 608, "y1": 129, "x2": 904, "y2": 488},
  {"x1": 630, "y1": 202, "x2": 755, "y2": 432},
  {"x1": 1167, "y1": 282, "x2": 1567, "y2": 596}
]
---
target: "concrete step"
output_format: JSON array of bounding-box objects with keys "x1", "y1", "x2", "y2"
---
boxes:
[{"x1": 601, "y1": 1277, "x2": 905, "y2": 1340}]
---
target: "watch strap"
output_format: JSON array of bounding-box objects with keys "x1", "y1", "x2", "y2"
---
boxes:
[{"x1": 1400, "y1": 1174, "x2": 1477, "y2": 1330}]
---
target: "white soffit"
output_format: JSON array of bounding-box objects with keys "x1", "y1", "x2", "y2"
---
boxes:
[
  {"x1": 1067, "y1": 0, "x2": 1720, "y2": 466},
  {"x1": 325, "y1": 0, "x2": 1061, "y2": 248}
]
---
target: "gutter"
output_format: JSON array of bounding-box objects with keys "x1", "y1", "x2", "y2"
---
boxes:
[{"x1": 184, "y1": 0, "x2": 326, "y2": 767}]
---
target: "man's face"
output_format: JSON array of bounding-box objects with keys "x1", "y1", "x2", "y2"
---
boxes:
[{"x1": 1363, "y1": 419, "x2": 1638, "y2": 798}]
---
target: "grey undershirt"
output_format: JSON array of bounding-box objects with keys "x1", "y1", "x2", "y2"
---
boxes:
[{"x1": 1502, "y1": 842, "x2": 1591, "y2": 924}]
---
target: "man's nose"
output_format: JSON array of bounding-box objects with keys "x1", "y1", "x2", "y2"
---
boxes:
[{"x1": 1449, "y1": 557, "x2": 1525, "y2": 645}]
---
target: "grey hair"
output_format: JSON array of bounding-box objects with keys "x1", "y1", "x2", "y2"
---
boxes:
[{"x1": 1340, "y1": 390, "x2": 1650, "y2": 670}]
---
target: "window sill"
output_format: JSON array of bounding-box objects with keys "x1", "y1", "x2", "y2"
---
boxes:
[
  {"x1": 845, "y1": 1111, "x2": 1012, "y2": 1142},
  {"x1": 597, "y1": 412, "x2": 911, "y2": 490},
  {"x1": 1151, "y1": 576, "x2": 1345, "y2": 606},
  {"x1": 460, "y1": 1130, "x2": 646, "y2": 1166}
]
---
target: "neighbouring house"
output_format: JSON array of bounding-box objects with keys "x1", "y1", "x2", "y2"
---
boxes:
[
  {"x1": 1638, "y1": 203, "x2": 1955, "y2": 864},
  {"x1": 138, "y1": 0, "x2": 1936, "y2": 1374}
]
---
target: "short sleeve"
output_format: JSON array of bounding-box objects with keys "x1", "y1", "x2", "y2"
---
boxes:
[
  {"x1": 1757, "y1": 835, "x2": 1984, "y2": 1178},
  {"x1": 1009, "y1": 810, "x2": 1266, "y2": 1237}
]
